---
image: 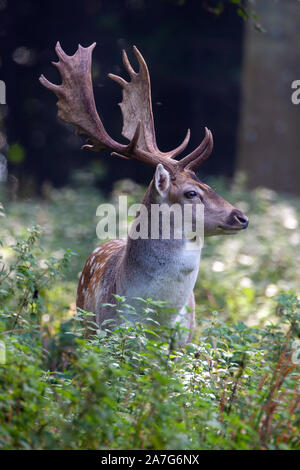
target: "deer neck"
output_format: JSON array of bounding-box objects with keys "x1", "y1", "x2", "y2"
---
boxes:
[{"x1": 118, "y1": 182, "x2": 202, "y2": 314}]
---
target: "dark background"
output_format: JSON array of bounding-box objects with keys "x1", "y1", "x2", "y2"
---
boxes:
[{"x1": 0, "y1": 0, "x2": 244, "y2": 194}]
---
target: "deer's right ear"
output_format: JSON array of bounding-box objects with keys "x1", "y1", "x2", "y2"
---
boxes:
[{"x1": 154, "y1": 164, "x2": 170, "y2": 198}]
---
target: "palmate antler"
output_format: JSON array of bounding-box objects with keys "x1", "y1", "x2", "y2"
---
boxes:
[
  {"x1": 39, "y1": 42, "x2": 213, "y2": 178},
  {"x1": 109, "y1": 46, "x2": 191, "y2": 159}
]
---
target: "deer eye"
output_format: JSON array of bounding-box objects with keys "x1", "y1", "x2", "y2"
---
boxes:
[{"x1": 184, "y1": 190, "x2": 198, "y2": 199}]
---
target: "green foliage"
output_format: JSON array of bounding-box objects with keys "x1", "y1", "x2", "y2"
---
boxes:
[
  {"x1": 0, "y1": 177, "x2": 300, "y2": 449},
  {"x1": 6, "y1": 143, "x2": 25, "y2": 164},
  {"x1": 200, "y1": 0, "x2": 265, "y2": 32}
]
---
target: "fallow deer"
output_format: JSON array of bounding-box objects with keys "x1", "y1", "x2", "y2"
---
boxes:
[{"x1": 40, "y1": 42, "x2": 248, "y2": 344}]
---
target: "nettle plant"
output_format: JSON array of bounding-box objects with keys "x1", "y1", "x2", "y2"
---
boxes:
[
  {"x1": 0, "y1": 223, "x2": 74, "y2": 334},
  {"x1": 0, "y1": 215, "x2": 299, "y2": 449}
]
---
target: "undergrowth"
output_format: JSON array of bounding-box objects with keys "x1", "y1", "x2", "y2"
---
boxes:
[{"x1": 0, "y1": 176, "x2": 300, "y2": 449}]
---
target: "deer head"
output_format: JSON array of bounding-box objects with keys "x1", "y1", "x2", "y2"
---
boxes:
[{"x1": 39, "y1": 42, "x2": 248, "y2": 238}]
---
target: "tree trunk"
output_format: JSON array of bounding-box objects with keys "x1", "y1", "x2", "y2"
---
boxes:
[{"x1": 236, "y1": 0, "x2": 300, "y2": 195}]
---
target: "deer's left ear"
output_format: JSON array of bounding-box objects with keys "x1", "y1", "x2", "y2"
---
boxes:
[{"x1": 154, "y1": 164, "x2": 170, "y2": 198}]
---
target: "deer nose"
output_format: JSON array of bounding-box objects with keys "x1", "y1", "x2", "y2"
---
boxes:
[{"x1": 232, "y1": 209, "x2": 249, "y2": 228}]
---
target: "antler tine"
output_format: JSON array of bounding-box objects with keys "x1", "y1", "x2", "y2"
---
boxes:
[
  {"x1": 187, "y1": 129, "x2": 213, "y2": 171},
  {"x1": 122, "y1": 49, "x2": 137, "y2": 78},
  {"x1": 110, "y1": 121, "x2": 141, "y2": 160},
  {"x1": 168, "y1": 128, "x2": 191, "y2": 159},
  {"x1": 178, "y1": 128, "x2": 213, "y2": 170},
  {"x1": 39, "y1": 73, "x2": 62, "y2": 94},
  {"x1": 126, "y1": 120, "x2": 141, "y2": 152},
  {"x1": 108, "y1": 73, "x2": 128, "y2": 87},
  {"x1": 112, "y1": 121, "x2": 177, "y2": 173},
  {"x1": 109, "y1": 49, "x2": 138, "y2": 85},
  {"x1": 133, "y1": 45, "x2": 149, "y2": 77},
  {"x1": 55, "y1": 41, "x2": 69, "y2": 62}
]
